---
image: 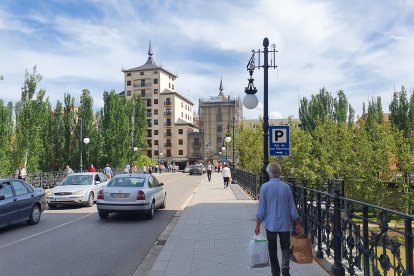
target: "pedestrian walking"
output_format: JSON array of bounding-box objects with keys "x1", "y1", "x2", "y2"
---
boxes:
[
  {"x1": 221, "y1": 164, "x2": 231, "y2": 188},
  {"x1": 206, "y1": 161, "x2": 213, "y2": 182},
  {"x1": 88, "y1": 164, "x2": 96, "y2": 172},
  {"x1": 255, "y1": 163, "x2": 302, "y2": 276},
  {"x1": 103, "y1": 164, "x2": 113, "y2": 179},
  {"x1": 15, "y1": 163, "x2": 27, "y2": 181},
  {"x1": 131, "y1": 164, "x2": 137, "y2": 173},
  {"x1": 63, "y1": 165, "x2": 73, "y2": 176},
  {"x1": 123, "y1": 164, "x2": 130, "y2": 173}
]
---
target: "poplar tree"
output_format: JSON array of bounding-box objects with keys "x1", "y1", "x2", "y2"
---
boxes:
[{"x1": 0, "y1": 100, "x2": 14, "y2": 175}]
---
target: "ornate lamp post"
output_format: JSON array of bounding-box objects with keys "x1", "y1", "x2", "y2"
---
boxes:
[
  {"x1": 225, "y1": 130, "x2": 231, "y2": 166},
  {"x1": 230, "y1": 117, "x2": 236, "y2": 183},
  {"x1": 83, "y1": 137, "x2": 90, "y2": 167},
  {"x1": 221, "y1": 146, "x2": 226, "y2": 164},
  {"x1": 243, "y1": 37, "x2": 277, "y2": 185}
]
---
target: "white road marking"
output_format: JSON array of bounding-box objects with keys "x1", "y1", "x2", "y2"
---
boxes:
[
  {"x1": 180, "y1": 186, "x2": 199, "y2": 210},
  {"x1": 0, "y1": 212, "x2": 96, "y2": 250}
]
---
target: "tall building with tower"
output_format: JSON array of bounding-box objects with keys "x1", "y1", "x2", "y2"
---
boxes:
[
  {"x1": 198, "y1": 79, "x2": 242, "y2": 163},
  {"x1": 121, "y1": 42, "x2": 198, "y2": 166}
]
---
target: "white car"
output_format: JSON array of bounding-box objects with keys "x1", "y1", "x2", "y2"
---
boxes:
[
  {"x1": 45, "y1": 173, "x2": 109, "y2": 208},
  {"x1": 97, "y1": 174, "x2": 166, "y2": 219}
]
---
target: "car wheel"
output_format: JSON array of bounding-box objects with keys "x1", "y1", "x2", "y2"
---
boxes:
[
  {"x1": 160, "y1": 194, "x2": 166, "y2": 209},
  {"x1": 98, "y1": 211, "x2": 109, "y2": 219},
  {"x1": 48, "y1": 203, "x2": 57, "y2": 209},
  {"x1": 27, "y1": 205, "x2": 41, "y2": 225},
  {"x1": 86, "y1": 192, "x2": 94, "y2": 207},
  {"x1": 146, "y1": 201, "x2": 155, "y2": 219}
]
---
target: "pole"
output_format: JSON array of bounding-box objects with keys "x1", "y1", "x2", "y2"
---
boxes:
[
  {"x1": 79, "y1": 118, "x2": 83, "y2": 172},
  {"x1": 261, "y1": 38, "x2": 270, "y2": 185},
  {"x1": 232, "y1": 116, "x2": 236, "y2": 183}
]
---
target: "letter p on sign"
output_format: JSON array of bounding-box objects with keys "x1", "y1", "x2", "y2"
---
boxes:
[{"x1": 272, "y1": 129, "x2": 286, "y2": 143}]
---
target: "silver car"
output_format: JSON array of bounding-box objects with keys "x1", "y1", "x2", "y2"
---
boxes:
[
  {"x1": 45, "y1": 173, "x2": 109, "y2": 208},
  {"x1": 96, "y1": 174, "x2": 166, "y2": 219}
]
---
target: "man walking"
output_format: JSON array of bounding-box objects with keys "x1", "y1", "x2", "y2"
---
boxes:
[
  {"x1": 255, "y1": 163, "x2": 302, "y2": 276},
  {"x1": 103, "y1": 164, "x2": 113, "y2": 179},
  {"x1": 206, "y1": 161, "x2": 213, "y2": 182}
]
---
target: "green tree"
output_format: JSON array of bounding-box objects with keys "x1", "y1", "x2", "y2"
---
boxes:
[
  {"x1": 0, "y1": 100, "x2": 14, "y2": 175},
  {"x1": 389, "y1": 86, "x2": 409, "y2": 135},
  {"x1": 63, "y1": 93, "x2": 78, "y2": 170},
  {"x1": 78, "y1": 89, "x2": 95, "y2": 169},
  {"x1": 235, "y1": 121, "x2": 262, "y2": 173}
]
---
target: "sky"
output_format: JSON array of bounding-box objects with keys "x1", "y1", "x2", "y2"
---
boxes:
[{"x1": 1, "y1": 0, "x2": 414, "y2": 119}]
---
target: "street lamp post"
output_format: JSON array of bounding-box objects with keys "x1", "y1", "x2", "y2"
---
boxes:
[
  {"x1": 243, "y1": 37, "x2": 277, "y2": 186},
  {"x1": 221, "y1": 146, "x2": 226, "y2": 164},
  {"x1": 83, "y1": 137, "x2": 90, "y2": 167},
  {"x1": 231, "y1": 117, "x2": 236, "y2": 183}
]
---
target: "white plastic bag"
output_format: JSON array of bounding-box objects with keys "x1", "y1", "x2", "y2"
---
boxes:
[{"x1": 247, "y1": 234, "x2": 269, "y2": 268}]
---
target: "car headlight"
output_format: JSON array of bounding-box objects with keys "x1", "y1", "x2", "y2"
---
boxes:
[
  {"x1": 46, "y1": 190, "x2": 53, "y2": 196},
  {"x1": 73, "y1": 190, "x2": 84, "y2": 195}
]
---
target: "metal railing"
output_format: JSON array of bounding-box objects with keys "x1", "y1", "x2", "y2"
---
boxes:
[
  {"x1": 289, "y1": 179, "x2": 414, "y2": 276},
  {"x1": 234, "y1": 168, "x2": 258, "y2": 199}
]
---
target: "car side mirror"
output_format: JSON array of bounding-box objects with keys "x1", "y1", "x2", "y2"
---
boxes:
[
  {"x1": 95, "y1": 181, "x2": 101, "y2": 185},
  {"x1": 0, "y1": 195, "x2": 5, "y2": 200},
  {"x1": 159, "y1": 183, "x2": 164, "y2": 186}
]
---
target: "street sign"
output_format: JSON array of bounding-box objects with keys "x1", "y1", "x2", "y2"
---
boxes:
[{"x1": 269, "y1": 126, "x2": 290, "y2": 156}]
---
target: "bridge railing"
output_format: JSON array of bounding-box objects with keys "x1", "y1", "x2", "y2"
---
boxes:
[
  {"x1": 234, "y1": 168, "x2": 258, "y2": 199},
  {"x1": 289, "y1": 179, "x2": 413, "y2": 276}
]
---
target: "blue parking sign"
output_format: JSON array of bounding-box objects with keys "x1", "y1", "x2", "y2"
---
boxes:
[{"x1": 269, "y1": 126, "x2": 290, "y2": 156}]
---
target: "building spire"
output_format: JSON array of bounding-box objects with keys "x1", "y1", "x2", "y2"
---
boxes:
[
  {"x1": 148, "y1": 40, "x2": 153, "y2": 57},
  {"x1": 218, "y1": 78, "x2": 224, "y2": 96}
]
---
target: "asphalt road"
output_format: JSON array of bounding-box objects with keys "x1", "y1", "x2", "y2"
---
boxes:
[{"x1": 0, "y1": 172, "x2": 204, "y2": 276}]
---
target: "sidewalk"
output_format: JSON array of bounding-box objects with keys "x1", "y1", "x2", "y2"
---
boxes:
[{"x1": 147, "y1": 172, "x2": 329, "y2": 276}]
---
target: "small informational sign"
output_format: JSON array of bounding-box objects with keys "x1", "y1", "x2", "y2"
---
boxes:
[{"x1": 269, "y1": 126, "x2": 290, "y2": 156}]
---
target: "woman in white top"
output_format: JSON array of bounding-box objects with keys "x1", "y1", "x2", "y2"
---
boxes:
[{"x1": 221, "y1": 164, "x2": 231, "y2": 188}]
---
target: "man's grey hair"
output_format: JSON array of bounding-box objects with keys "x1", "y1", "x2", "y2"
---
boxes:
[{"x1": 266, "y1": 163, "x2": 281, "y2": 178}]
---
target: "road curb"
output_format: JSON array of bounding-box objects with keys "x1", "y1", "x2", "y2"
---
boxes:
[{"x1": 133, "y1": 181, "x2": 201, "y2": 276}]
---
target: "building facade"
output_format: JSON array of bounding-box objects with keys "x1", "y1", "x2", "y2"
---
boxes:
[
  {"x1": 122, "y1": 43, "x2": 198, "y2": 166},
  {"x1": 198, "y1": 79, "x2": 243, "y2": 163}
]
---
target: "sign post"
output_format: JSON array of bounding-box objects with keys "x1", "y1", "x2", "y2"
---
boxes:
[{"x1": 269, "y1": 126, "x2": 290, "y2": 156}]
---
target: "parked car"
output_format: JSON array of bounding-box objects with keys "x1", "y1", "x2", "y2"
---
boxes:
[
  {"x1": 96, "y1": 173, "x2": 166, "y2": 219},
  {"x1": 45, "y1": 172, "x2": 109, "y2": 208},
  {"x1": 189, "y1": 165, "x2": 203, "y2": 175},
  {"x1": 0, "y1": 179, "x2": 47, "y2": 228},
  {"x1": 183, "y1": 166, "x2": 190, "y2": 173}
]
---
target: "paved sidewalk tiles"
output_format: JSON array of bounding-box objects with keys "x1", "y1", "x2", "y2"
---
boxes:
[{"x1": 148, "y1": 172, "x2": 329, "y2": 276}]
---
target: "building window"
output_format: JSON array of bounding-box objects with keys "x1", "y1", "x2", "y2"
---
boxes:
[
  {"x1": 179, "y1": 139, "x2": 183, "y2": 145},
  {"x1": 179, "y1": 150, "x2": 183, "y2": 156},
  {"x1": 127, "y1": 80, "x2": 131, "y2": 86},
  {"x1": 217, "y1": 126, "x2": 222, "y2": 132},
  {"x1": 154, "y1": 78, "x2": 158, "y2": 84},
  {"x1": 181, "y1": 112, "x2": 183, "y2": 117},
  {"x1": 217, "y1": 113, "x2": 222, "y2": 122},
  {"x1": 185, "y1": 114, "x2": 187, "y2": 120},
  {"x1": 169, "y1": 83, "x2": 171, "y2": 88},
  {"x1": 127, "y1": 91, "x2": 131, "y2": 96},
  {"x1": 154, "y1": 140, "x2": 159, "y2": 146},
  {"x1": 178, "y1": 129, "x2": 183, "y2": 134},
  {"x1": 154, "y1": 130, "x2": 159, "y2": 135},
  {"x1": 154, "y1": 99, "x2": 158, "y2": 104},
  {"x1": 154, "y1": 119, "x2": 158, "y2": 125},
  {"x1": 127, "y1": 73, "x2": 131, "y2": 76},
  {"x1": 172, "y1": 84, "x2": 174, "y2": 90},
  {"x1": 154, "y1": 71, "x2": 158, "y2": 74},
  {"x1": 217, "y1": 137, "x2": 222, "y2": 145},
  {"x1": 181, "y1": 102, "x2": 183, "y2": 108},
  {"x1": 154, "y1": 89, "x2": 158, "y2": 94},
  {"x1": 141, "y1": 90, "x2": 146, "y2": 97},
  {"x1": 139, "y1": 72, "x2": 144, "y2": 76},
  {"x1": 154, "y1": 109, "x2": 158, "y2": 115},
  {"x1": 141, "y1": 80, "x2": 145, "y2": 86},
  {"x1": 154, "y1": 150, "x2": 159, "y2": 156}
]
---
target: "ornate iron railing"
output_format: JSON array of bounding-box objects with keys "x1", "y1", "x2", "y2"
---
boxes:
[
  {"x1": 234, "y1": 168, "x2": 258, "y2": 199},
  {"x1": 289, "y1": 179, "x2": 414, "y2": 276}
]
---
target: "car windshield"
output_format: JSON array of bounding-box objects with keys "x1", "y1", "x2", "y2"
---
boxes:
[
  {"x1": 60, "y1": 175, "x2": 93, "y2": 186},
  {"x1": 107, "y1": 177, "x2": 145, "y2": 188}
]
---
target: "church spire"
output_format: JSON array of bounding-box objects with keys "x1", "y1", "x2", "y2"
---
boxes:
[{"x1": 218, "y1": 78, "x2": 224, "y2": 96}]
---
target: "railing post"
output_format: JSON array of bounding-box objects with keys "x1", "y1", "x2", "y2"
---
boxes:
[
  {"x1": 303, "y1": 180, "x2": 308, "y2": 236},
  {"x1": 316, "y1": 191, "x2": 323, "y2": 258},
  {"x1": 363, "y1": 205, "x2": 370, "y2": 275},
  {"x1": 332, "y1": 189, "x2": 345, "y2": 276},
  {"x1": 405, "y1": 217, "x2": 413, "y2": 276}
]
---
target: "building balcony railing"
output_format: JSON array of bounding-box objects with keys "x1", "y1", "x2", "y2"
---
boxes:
[
  {"x1": 147, "y1": 123, "x2": 152, "y2": 127},
  {"x1": 191, "y1": 142, "x2": 201, "y2": 147},
  {"x1": 164, "y1": 101, "x2": 172, "y2": 106},
  {"x1": 164, "y1": 133, "x2": 172, "y2": 138},
  {"x1": 164, "y1": 111, "x2": 172, "y2": 116},
  {"x1": 133, "y1": 83, "x2": 151, "y2": 88},
  {"x1": 146, "y1": 134, "x2": 152, "y2": 138},
  {"x1": 140, "y1": 93, "x2": 152, "y2": 98},
  {"x1": 147, "y1": 112, "x2": 152, "y2": 117},
  {"x1": 164, "y1": 143, "x2": 172, "y2": 148},
  {"x1": 164, "y1": 122, "x2": 172, "y2": 127},
  {"x1": 191, "y1": 153, "x2": 201, "y2": 158},
  {"x1": 146, "y1": 104, "x2": 152, "y2": 107}
]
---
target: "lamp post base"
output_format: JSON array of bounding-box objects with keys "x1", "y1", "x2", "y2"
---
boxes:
[{"x1": 231, "y1": 179, "x2": 236, "y2": 184}]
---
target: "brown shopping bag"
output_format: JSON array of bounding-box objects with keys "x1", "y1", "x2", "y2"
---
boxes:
[{"x1": 290, "y1": 234, "x2": 313, "y2": 264}]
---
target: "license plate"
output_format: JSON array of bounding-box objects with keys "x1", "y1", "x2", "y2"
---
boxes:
[
  {"x1": 55, "y1": 197, "x2": 70, "y2": 201},
  {"x1": 111, "y1": 193, "x2": 130, "y2": 198}
]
